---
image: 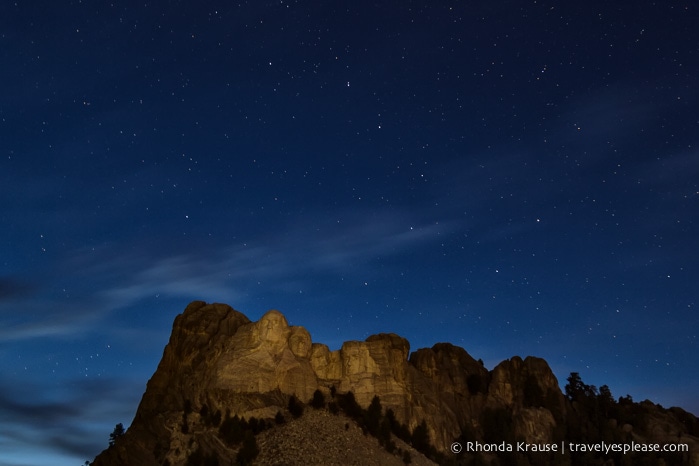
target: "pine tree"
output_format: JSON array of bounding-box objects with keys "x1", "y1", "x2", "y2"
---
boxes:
[
  {"x1": 108, "y1": 423, "x2": 125, "y2": 446},
  {"x1": 311, "y1": 389, "x2": 325, "y2": 409}
]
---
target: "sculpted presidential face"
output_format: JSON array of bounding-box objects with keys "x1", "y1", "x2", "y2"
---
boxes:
[
  {"x1": 257, "y1": 310, "x2": 291, "y2": 353},
  {"x1": 289, "y1": 326, "x2": 312, "y2": 358},
  {"x1": 256, "y1": 310, "x2": 312, "y2": 358}
]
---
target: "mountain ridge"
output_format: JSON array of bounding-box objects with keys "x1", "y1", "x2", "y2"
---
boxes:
[{"x1": 92, "y1": 301, "x2": 699, "y2": 465}]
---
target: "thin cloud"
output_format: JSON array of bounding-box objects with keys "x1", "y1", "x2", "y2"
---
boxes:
[
  {"x1": 1, "y1": 208, "x2": 449, "y2": 343},
  {"x1": 97, "y1": 210, "x2": 449, "y2": 310},
  {"x1": 0, "y1": 297, "x2": 102, "y2": 342},
  {"x1": 0, "y1": 377, "x2": 141, "y2": 461}
]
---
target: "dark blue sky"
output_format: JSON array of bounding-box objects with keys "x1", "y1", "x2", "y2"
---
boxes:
[{"x1": 1, "y1": 1, "x2": 698, "y2": 464}]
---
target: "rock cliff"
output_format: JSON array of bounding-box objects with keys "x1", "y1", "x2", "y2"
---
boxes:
[{"x1": 92, "y1": 301, "x2": 699, "y2": 466}]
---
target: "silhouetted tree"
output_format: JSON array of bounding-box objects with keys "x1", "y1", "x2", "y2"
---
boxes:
[
  {"x1": 248, "y1": 417, "x2": 259, "y2": 434},
  {"x1": 598, "y1": 384, "x2": 615, "y2": 417},
  {"x1": 109, "y1": 423, "x2": 125, "y2": 446},
  {"x1": 338, "y1": 391, "x2": 362, "y2": 419},
  {"x1": 378, "y1": 416, "x2": 393, "y2": 449},
  {"x1": 565, "y1": 372, "x2": 586, "y2": 401},
  {"x1": 585, "y1": 383, "x2": 599, "y2": 399},
  {"x1": 386, "y1": 408, "x2": 411, "y2": 442},
  {"x1": 288, "y1": 394, "x2": 304, "y2": 418},
  {"x1": 219, "y1": 415, "x2": 245, "y2": 446},
  {"x1": 311, "y1": 389, "x2": 325, "y2": 409},
  {"x1": 236, "y1": 430, "x2": 259, "y2": 466},
  {"x1": 365, "y1": 395, "x2": 382, "y2": 436},
  {"x1": 411, "y1": 420, "x2": 430, "y2": 454},
  {"x1": 198, "y1": 404, "x2": 222, "y2": 427},
  {"x1": 185, "y1": 446, "x2": 218, "y2": 466}
]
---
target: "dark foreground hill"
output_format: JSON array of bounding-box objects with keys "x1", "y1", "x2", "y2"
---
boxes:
[{"x1": 92, "y1": 301, "x2": 698, "y2": 465}]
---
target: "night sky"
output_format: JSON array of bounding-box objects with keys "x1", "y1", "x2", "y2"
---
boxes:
[{"x1": 1, "y1": 1, "x2": 698, "y2": 464}]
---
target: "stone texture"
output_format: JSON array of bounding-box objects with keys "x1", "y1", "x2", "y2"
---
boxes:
[
  {"x1": 255, "y1": 408, "x2": 437, "y2": 466},
  {"x1": 213, "y1": 309, "x2": 318, "y2": 401},
  {"x1": 92, "y1": 301, "x2": 699, "y2": 466}
]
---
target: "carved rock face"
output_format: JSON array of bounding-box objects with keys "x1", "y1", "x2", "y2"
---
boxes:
[
  {"x1": 96, "y1": 303, "x2": 566, "y2": 463},
  {"x1": 92, "y1": 301, "x2": 699, "y2": 466},
  {"x1": 258, "y1": 310, "x2": 290, "y2": 351},
  {"x1": 289, "y1": 326, "x2": 312, "y2": 358},
  {"x1": 211, "y1": 309, "x2": 317, "y2": 401}
]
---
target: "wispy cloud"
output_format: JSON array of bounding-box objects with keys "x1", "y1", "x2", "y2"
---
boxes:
[
  {"x1": 2, "y1": 181, "x2": 696, "y2": 465},
  {"x1": 0, "y1": 208, "x2": 449, "y2": 343},
  {"x1": 98, "y1": 211, "x2": 449, "y2": 308},
  {"x1": 0, "y1": 295, "x2": 104, "y2": 342},
  {"x1": 0, "y1": 377, "x2": 142, "y2": 463}
]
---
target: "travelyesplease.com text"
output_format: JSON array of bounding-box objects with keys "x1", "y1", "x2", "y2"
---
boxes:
[{"x1": 450, "y1": 440, "x2": 690, "y2": 455}]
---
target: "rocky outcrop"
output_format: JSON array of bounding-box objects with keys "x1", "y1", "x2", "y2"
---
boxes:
[{"x1": 93, "y1": 301, "x2": 699, "y2": 466}]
